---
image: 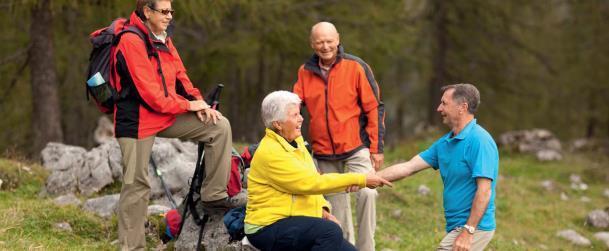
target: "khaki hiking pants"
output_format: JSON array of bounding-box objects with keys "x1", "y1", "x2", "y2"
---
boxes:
[
  {"x1": 315, "y1": 148, "x2": 378, "y2": 251},
  {"x1": 437, "y1": 228, "x2": 495, "y2": 251},
  {"x1": 117, "y1": 113, "x2": 232, "y2": 251}
]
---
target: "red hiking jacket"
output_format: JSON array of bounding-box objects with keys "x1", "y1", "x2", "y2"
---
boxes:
[
  {"x1": 111, "y1": 12, "x2": 202, "y2": 139},
  {"x1": 293, "y1": 46, "x2": 385, "y2": 160}
]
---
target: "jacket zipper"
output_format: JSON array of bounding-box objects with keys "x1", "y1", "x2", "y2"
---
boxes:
[{"x1": 323, "y1": 76, "x2": 336, "y2": 156}]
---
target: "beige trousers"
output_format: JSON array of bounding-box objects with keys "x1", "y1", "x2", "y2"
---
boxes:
[
  {"x1": 117, "y1": 113, "x2": 232, "y2": 251},
  {"x1": 437, "y1": 228, "x2": 495, "y2": 251},
  {"x1": 315, "y1": 148, "x2": 377, "y2": 251}
]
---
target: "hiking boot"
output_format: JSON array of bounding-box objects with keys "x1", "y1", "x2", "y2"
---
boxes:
[
  {"x1": 200, "y1": 198, "x2": 235, "y2": 213},
  {"x1": 201, "y1": 191, "x2": 248, "y2": 213}
]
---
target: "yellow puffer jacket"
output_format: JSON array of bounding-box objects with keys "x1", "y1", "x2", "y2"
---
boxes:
[{"x1": 245, "y1": 128, "x2": 366, "y2": 227}]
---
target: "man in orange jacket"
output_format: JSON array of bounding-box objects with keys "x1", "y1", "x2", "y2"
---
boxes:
[{"x1": 293, "y1": 22, "x2": 385, "y2": 251}]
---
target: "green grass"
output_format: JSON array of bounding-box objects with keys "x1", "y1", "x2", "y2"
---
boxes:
[{"x1": 1, "y1": 140, "x2": 608, "y2": 250}]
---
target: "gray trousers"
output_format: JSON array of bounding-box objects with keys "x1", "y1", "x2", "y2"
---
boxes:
[
  {"x1": 315, "y1": 148, "x2": 377, "y2": 251},
  {"x1": 117, "y1": 113, "x2": 232, "y2": 251}
]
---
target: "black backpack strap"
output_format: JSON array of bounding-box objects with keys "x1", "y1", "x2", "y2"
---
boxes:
[{"x1": 115, "y1": 23, "x2": 169, "y2": 98}]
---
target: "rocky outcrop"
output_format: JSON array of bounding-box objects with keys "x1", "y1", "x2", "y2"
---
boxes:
[{"x1": 498, "y1": 129, "x2": 562, "y2": 161}]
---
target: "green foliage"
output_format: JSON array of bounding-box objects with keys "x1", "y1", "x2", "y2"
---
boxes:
[{"x1": 1, "y1": 1, "x2": 609, "y2": 154}]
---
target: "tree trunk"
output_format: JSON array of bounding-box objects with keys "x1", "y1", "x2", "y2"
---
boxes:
[
  {"x1": 30, "y1": 0, "x2": 63, "y2": 157},
  {"x1": 427, "y1": 0, "x2": 449, "y2": 126}
]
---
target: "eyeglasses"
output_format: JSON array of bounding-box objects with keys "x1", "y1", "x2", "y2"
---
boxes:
[{"x1": 149, "y1": 7, "x2": 175, "y2": 16}]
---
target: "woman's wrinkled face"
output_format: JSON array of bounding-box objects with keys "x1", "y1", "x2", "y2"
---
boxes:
[
  {"x1": 145, "y1": 0, "x2": 173, "y2": 34},
  {"x1": 275, "y1": 104, "x2": 303, "y2": 142}
]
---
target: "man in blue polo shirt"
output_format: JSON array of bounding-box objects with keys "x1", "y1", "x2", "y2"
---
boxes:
[{"x1": 378, "y1": 83, "x2": 498, "y2": 251}]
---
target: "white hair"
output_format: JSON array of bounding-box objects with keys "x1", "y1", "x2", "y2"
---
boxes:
[{"x1": 261, "y1": 91, "x2": 301, "y2": 129}]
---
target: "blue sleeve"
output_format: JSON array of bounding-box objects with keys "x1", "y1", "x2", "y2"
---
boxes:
[
  {"x1": 419, "y1": 139, "x2": 441, "y2": 170},
  {"x1": 466, "y1": 135, "x2": 499, "y2": 180}
]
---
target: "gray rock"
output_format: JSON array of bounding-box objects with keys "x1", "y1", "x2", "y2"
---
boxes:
[
  {"x1": 41, "y1": 143, "x2": 87, "y2": 195},
  {"x1": 78, "y1": 144, "x2": 114, "y2": 196},
  {"x1": 540, "y1": 180, "x2": 554, "y2": 191},
  {"x1": 586, "y1": 209, "x2": 609, "y2": 229},
  {"x1": 174, "y1": 210, "x2": 231, "y2": 251},
  {"x1": 594, "y1": 232, "x2": 609, "y2": 248},
  {"x1": 570, "y1": 183, "x2": 588, "y2": 191},
  {"x1": 499, "y1": 129, "x2": 563, "y2": 161},
  {"x1": 418, "y1": 184, "x2": 430, "y2": 196},
  {"x1": 147, "y1": 205, "x2": 171, "y2": 216},
  {"x1": 83, "y1": 194, "x2": 120, "y2": 218},
  {"x1": 54, "y1": 222, "x2": 72, "y2": 232},
  {"x1": 107, "y1": 140, "x2": 123, "y2": 180},
  {"x1": 41, "y1": 142, "x2": 87, "y2": 172},
  {"x1": 53, "y1": 194, "x2": 82, "y2": 207},
  {"x1": 560, "y1": 192, "x2": 569, "y2": 201},
  {"x1": 148, "y1": 138, "x2": 196, "y2": 200},
  {"x1": 536, "y1": 149, "x2": 562, "y2": 161},
  {"x1": 45, "y1": 169, "x2": 78, "y2": 195},
  {"x1": 556, "y1": 229, "x2": 591, "y2": 246},
  {"x1": 580, "y1": 196, "x2": 591, "y2": 203},
  {"x1": 93, "y1": 116, "x2": 114, "y2": 145},
  {"x1": 0, "y1": 178, "x2": 3, "y2": 189},
  {"x1": 603, "y1": 188, "x2": 609, "y2": 199},
  {"x1": 570, "y1": 174, "x2": 582, "y2": 184},
  {"x1": 392, "y1": 209, "x2": 402, "y2": 219}
]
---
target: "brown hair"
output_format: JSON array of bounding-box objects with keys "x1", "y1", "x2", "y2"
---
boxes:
[
  {"x1": 441, "y1": 83, "x2": 481, "y2": 114},
  {"x1": 135, "y1": 0, "x2": 172, "y2": 20}
]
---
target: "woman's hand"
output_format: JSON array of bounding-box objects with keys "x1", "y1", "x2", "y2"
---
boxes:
[
  {"x1": 322, "y1": 209, "x2": 341, "y2": 226},
  {"x1": 365, "y1": 172, "x2": 393, "y2": 189}
]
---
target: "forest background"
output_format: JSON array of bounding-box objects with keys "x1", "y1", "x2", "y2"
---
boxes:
[{"x1": 0, "y1": 0, "x2": 608, "y2": 157}]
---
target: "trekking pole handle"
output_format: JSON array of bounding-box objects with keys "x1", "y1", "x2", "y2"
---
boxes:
[{"x1": 204, "y1": 84, "x2": 224, "y2": 110}]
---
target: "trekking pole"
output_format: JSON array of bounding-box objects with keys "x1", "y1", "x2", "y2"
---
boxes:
[
  {"x1": 150, "y1": 157, "x2": 178, "y2": 209},
  {"x1": 204, "y1": 84, "x2": 224, "y2": 110}
]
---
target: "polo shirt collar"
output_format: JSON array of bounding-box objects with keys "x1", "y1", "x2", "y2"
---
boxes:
[
  {"x1": 445, "y1": 118, "x2": 477, "y2": 141},
  {"x1": 265, "y1": 128, "x2": 304, "y2": 152}
]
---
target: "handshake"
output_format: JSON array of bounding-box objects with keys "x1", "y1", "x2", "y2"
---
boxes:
[{"x1": 345, "y1": 171, "x2": 393, "y2": 193}]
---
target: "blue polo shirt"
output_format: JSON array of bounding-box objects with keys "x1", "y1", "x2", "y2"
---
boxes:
[{"x1": 419, "y1": 119, "x2": 499, "y2": 232}]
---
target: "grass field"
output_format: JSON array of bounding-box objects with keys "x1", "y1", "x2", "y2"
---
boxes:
[{"x1": 0, "y1": 139, "x2": 608, "y2": 250}]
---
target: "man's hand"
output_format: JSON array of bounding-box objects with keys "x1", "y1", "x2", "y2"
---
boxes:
[
  {"x1": 365, "y1": 172, "x2": 393, "y2": 189},
  {"x1": 452, "y1": 230, "x2": 473, "y2": 251},
  {"x1": 322, "y1": 210, "x2": 341, "y2": 226},
  {"x1": 196, "y1": 108, "x2": 222, "y2": 125},
  {"x1": 370, "y1": 153, "x2": 384, "y2": 171}
]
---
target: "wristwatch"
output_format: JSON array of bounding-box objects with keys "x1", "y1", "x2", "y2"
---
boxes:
[{"x1": 463, "y1": 224, "x2": 476, "y2": 234}]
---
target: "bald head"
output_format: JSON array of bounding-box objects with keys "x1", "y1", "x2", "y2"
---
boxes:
[
  {"x1": 310, "y1": 22, "x2": 339, "y2": 41},
  {"x1": 309, "y1": 22, "x2": 340, "y2": 65}
]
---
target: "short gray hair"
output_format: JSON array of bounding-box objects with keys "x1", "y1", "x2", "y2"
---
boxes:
[
  {"x1": 441, "y1": 83, "x2": 480, "y2": 114},
  {"x1": 261, "y1": 91, "x2": 302, "y2": 129}
]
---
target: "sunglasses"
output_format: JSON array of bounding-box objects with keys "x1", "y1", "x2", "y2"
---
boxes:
[{"x1": 149, "y1": 7, "x2": 175, "y2": 16}]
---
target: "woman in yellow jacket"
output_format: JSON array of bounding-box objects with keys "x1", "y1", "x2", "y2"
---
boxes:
[{"x1": 245, "y1": 91, "x2": 392, "y2": 251}]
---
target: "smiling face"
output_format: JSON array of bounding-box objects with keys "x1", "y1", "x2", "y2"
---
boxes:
[
  {"x1": 274, "y1": 104, "x2": 304, "y2": 142},
  {"x1": 144, "y1": 0, "x2": 173, "y2": 34},
  {"x1": 437, "y1": 88, "x2": 466, "y2": 128},
  {"x1": 310, "y1": 22, "x2": 340, "y2": 66}
]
